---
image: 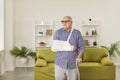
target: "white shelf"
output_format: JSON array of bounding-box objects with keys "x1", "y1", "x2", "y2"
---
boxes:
[
  {"x1": 36, "y1": 44, "x2": 51, "y2": 48},
  {"x1": 82, "y1": 24, "x2": 98, "y2": 27},
  {"x1": 85, "y1": 46, "x2": 98, "y2": 48},
  {"x1": 36, "y1": 46, "x2": 51, "y2": 48},
  {"x1": 83, "y1": 35, "x2": 99, "y2": 37},
  {"x1": 35, "y1": 34, "x2": 52, "y2": 37},
  {"x1": 82, "y1": 20, "x2": 100, "y2": 47},
  {"x1": 35, "y1": 22, "x2": 53, "y2": 50},
  {"x1": 35, "y1": 24, "x2": 53, "y2": 27}
]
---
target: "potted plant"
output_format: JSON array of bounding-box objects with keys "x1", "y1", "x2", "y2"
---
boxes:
[
  {"x1": 10, "y1": 46, "x2": 36, "y2": 63},
  {"x1": 101, "y1": 41, "x2": 120, "y2": 58}
]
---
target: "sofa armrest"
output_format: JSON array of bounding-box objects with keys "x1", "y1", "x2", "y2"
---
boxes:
[{"x1": 101, "y1": 57, "x2": 114, "y2": 66}]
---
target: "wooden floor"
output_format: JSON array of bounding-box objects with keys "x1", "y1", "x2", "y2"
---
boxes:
[
  {"x1": 0, "y1": 67, "x2": 34, "y2": 80},
  {"x1": 0, "y1": 67, "x2": 120, "y2": 80}
]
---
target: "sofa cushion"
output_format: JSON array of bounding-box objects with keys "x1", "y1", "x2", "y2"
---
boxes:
[
  {"x1": 101, "y1": 57, "x2": 114, "y2": 66},
  {"x1": 35, "y1": 59, "x2": 47, "y2": 67},
  {"x1": 37, "y1": 49, "x2": 56, "y2": 62},
  {"x1": 83, "y1": 48, "x2": 108, "y2": 62}
]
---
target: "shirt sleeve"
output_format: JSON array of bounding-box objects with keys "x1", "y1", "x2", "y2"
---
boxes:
[
  {"x1": 77, "y1": 31, "x2": 85, "y2": 53},
  {"x1": 53, "y1": 30, "x2": 59, "y2": 40}
]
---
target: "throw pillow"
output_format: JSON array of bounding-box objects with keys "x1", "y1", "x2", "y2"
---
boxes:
[
  {"x1": 35, "y1": 59, "x2": 47, "y2": 67},
  {"x1": 37, "y1": 49, "x2": 56, "y2": 62},
  {"x1": 83, "y1": 48, "x2": 108, "y2": 62}
]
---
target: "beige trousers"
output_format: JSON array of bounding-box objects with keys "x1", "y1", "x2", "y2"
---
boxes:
[{"x1": 55, "y1": 64, "x2": 77, "y2": 80}]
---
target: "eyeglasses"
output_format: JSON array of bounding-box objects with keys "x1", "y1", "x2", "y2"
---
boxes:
[{"x1": 61, "y1": 20, "x2": 71, "y2": 23}]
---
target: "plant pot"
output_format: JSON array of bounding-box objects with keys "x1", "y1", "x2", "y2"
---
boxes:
[{"x1": 20, "y1": 57, "x2": 27, "y2": 64}]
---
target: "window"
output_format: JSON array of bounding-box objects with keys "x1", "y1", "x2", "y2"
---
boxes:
[{"x1": 0, "y1": 0, "x2": 4, "y2": 50}]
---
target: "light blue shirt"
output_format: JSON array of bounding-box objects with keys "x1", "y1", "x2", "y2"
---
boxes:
[{"x1": 53, "y1": 28, "x2": 84, "y2": 69}]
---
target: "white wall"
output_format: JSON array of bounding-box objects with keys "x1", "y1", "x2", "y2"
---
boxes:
[{"x1": 13, "y1": 0, "x2": 120, "y2": 67}]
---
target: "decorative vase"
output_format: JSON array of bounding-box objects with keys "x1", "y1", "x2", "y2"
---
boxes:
[
  {"x1": 92, "y1": 30, "x2": 95, "y2": 35},
  {"x1": 20, "y1": 57, "x2": 27, "y2": 64},
  {"x1": 86, "y1": 31, "x2": 89, "y2": 35},
  {"x1": 94, "y1": 30, "x2": 97, "y2": 35},
  {"x1": 93, "y1": 41, "x2": 97, "y2": 46}
]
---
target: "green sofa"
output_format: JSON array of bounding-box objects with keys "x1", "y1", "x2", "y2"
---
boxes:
[{"x1": 34, "y1": 48, "x2": 115, "y2": 80}]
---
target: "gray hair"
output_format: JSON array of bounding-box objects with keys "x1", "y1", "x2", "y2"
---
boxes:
[{"x1": 63, "y1": 16, "x2": 72, "y2": 21}]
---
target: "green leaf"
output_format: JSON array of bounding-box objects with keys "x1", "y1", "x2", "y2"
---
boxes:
[
  {"x1": 27, "y1": 52, "x2": 36, "y2": 58},
  {"x1": 101, "y1": 40, "x2": 120, "y2": 57},
  {"x1": 10, "y1": 46, "x2": 36, "y2": 58}
]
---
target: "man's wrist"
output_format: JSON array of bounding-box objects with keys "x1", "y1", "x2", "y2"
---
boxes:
[
  {"x1": 77, "y1": 57, "x2": 82, "y2": 60},
  {"x1": 78, "y1": 51, "x2": 83, "y2": 58}
]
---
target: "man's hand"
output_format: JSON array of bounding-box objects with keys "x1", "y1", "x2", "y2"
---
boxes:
[
  {"x1": 76, "y1": 58, "x2": 82, "y2": 64},
  {"x1": 71, "y1": 45, "x2": 77, "y2": 51},
  {"x1": 76, "y1": 52, "x2": 83, "y2": 63}
]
